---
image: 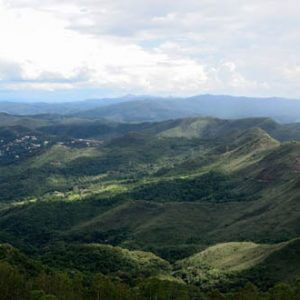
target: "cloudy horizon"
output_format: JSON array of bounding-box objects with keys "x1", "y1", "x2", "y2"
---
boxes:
[{"x1": 0, "y1": 0, "x2": 299, "y2": 101}]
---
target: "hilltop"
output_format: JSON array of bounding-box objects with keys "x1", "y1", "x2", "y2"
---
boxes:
[{"x1": 0, "y1": 113, "x2": 300, "y2": 297}]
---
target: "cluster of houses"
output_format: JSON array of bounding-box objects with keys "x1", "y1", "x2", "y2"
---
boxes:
[
  {"x1": 0, "y1": 135, "x2": 48, "y2": 162},
  {"x1": 0, "y1": 133, "x2": 103, "y2": 164}
]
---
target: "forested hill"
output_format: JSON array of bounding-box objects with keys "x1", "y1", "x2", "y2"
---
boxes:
[
  {"x1": 2, "y1": 94, "x2": 300, "y2": 123},
  {"x1": 1, "y1": 113, "x2": 300, "y2": 299}
]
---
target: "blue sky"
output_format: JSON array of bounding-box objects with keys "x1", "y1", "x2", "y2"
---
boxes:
[{"x1": 0, "y1": 0, "x2": 299, "y2": 101}]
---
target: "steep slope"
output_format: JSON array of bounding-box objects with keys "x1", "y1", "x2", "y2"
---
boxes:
[
  {"x1": 0, "y1": 121, "x2": 298, "y2": 258},
  {"x1": 56, "y1": 132, "x2": 300, "y2": 260},
  {"x1": 0, "y1": 243, "x2": 44, "y2": 275},
  {"x1": 0, "y1": 115, "x2": 299, "y2": 265},
  {"x1": 2, "y1": 112, "x2": 300, "y2": 297},
  {"x1": 175, "y1": 238, "x2": 300, "y2": 290},
  {"x1": 157, "y1": 117, "x2": 279, "y2": 140}
]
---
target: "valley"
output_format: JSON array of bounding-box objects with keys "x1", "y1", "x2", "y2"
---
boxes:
[{"x1": 1, "y1": 110, "x2": 300, "y2": 299}]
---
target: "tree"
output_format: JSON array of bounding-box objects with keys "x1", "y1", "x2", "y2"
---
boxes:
[{"x1": 268, "y1": 283, "x2": 293, "y2": 300}]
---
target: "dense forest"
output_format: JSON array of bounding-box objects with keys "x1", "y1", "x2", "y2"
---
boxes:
[
  {"x1": 1, "y1": 112, "x2": 300, "y2": 299},
  {"x1": 1, "y1": 251, "x2": 300, "y2": 300}
]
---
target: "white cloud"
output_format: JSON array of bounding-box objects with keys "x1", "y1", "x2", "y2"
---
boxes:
[
  {"x1": 0, "y1": 0, "x2": 299, "y2": 98},
  {"x1": 3, "y1": 82, "x2": 74, "y2": 91}
]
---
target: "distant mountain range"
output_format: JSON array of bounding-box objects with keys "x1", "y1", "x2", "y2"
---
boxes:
[{"x1": 1, "y1": 94, "x2": 300, "y2": 123}]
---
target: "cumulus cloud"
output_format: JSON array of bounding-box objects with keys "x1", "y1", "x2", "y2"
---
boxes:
[{"x1": 0, "y1": 0, "x2": 299, "y2": 99}]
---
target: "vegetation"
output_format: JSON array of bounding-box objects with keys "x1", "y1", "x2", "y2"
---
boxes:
[
  {"x1": 128, "y1": 171, "x2": 251, "y2": 203},
  {"x1": 1, "y1": 113, "x2": 300, "y2": 298}
]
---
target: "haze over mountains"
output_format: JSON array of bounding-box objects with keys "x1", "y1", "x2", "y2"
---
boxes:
[
  {"x1": 1, "y1": 94, "x2": 300, "y2": 123},
  {"x1": 1, "y1": 100, "x2": 300, "y2": 297},
  {"x1": 1, "y1": 94, "x2": 300, "y2": 298},
  {"x1": 1, "y1": 0, "x2": 300, "y2": 297}
]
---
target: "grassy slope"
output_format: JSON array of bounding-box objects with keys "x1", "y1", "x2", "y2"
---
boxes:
[
  {"x1": 175, "y1": 238, "x2": 300, "y2": 290},
  {"x1": 59, "y1": 131, "x2": 300, "y2": 260},
  {"x1": 2, "y1": 237, "x2": 300, "y2": 292},
  {"x1": 1, "y1": 115, "x2": 300, "y2": 290},
  {"x1": 1, "y1": 121, "x2": 300, "y2": 255},
  {"x1": 0, "y1": 242, "x2": 180, "y2": 287}
]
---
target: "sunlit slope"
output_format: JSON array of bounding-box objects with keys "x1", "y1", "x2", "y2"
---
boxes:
[
  {"x1": 61, "y1": 137, "x2": 300, "y2": 259},
  {"x1": 175, "y1": 238, "x2": 300, "y2": 289},
  {"x1": 0, "y1": 115, "x2": 300, "y2": 264},
  {"x1": 0, "y1": 125, "x2": 300, "y2": 257}
]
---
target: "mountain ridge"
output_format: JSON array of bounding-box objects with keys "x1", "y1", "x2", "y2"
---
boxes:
[
  {"x1": 1, "y1": 113, "x2": 300, "y2": 297},
  {"x1": 2, "y1": 94, "x2": 300, "y2": 123}
]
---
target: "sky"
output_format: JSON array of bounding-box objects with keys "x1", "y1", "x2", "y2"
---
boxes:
[{"x1": 0, "y1": 0, "x2": 299, "y2": 101}]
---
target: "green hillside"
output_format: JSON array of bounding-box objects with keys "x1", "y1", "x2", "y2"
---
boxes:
[
  {"x1": 175, "y1": 238, "x2": 300, "y2": 290},
  {"x1": 1, "y1": 114, "x2": 300, "y2": 298}
]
